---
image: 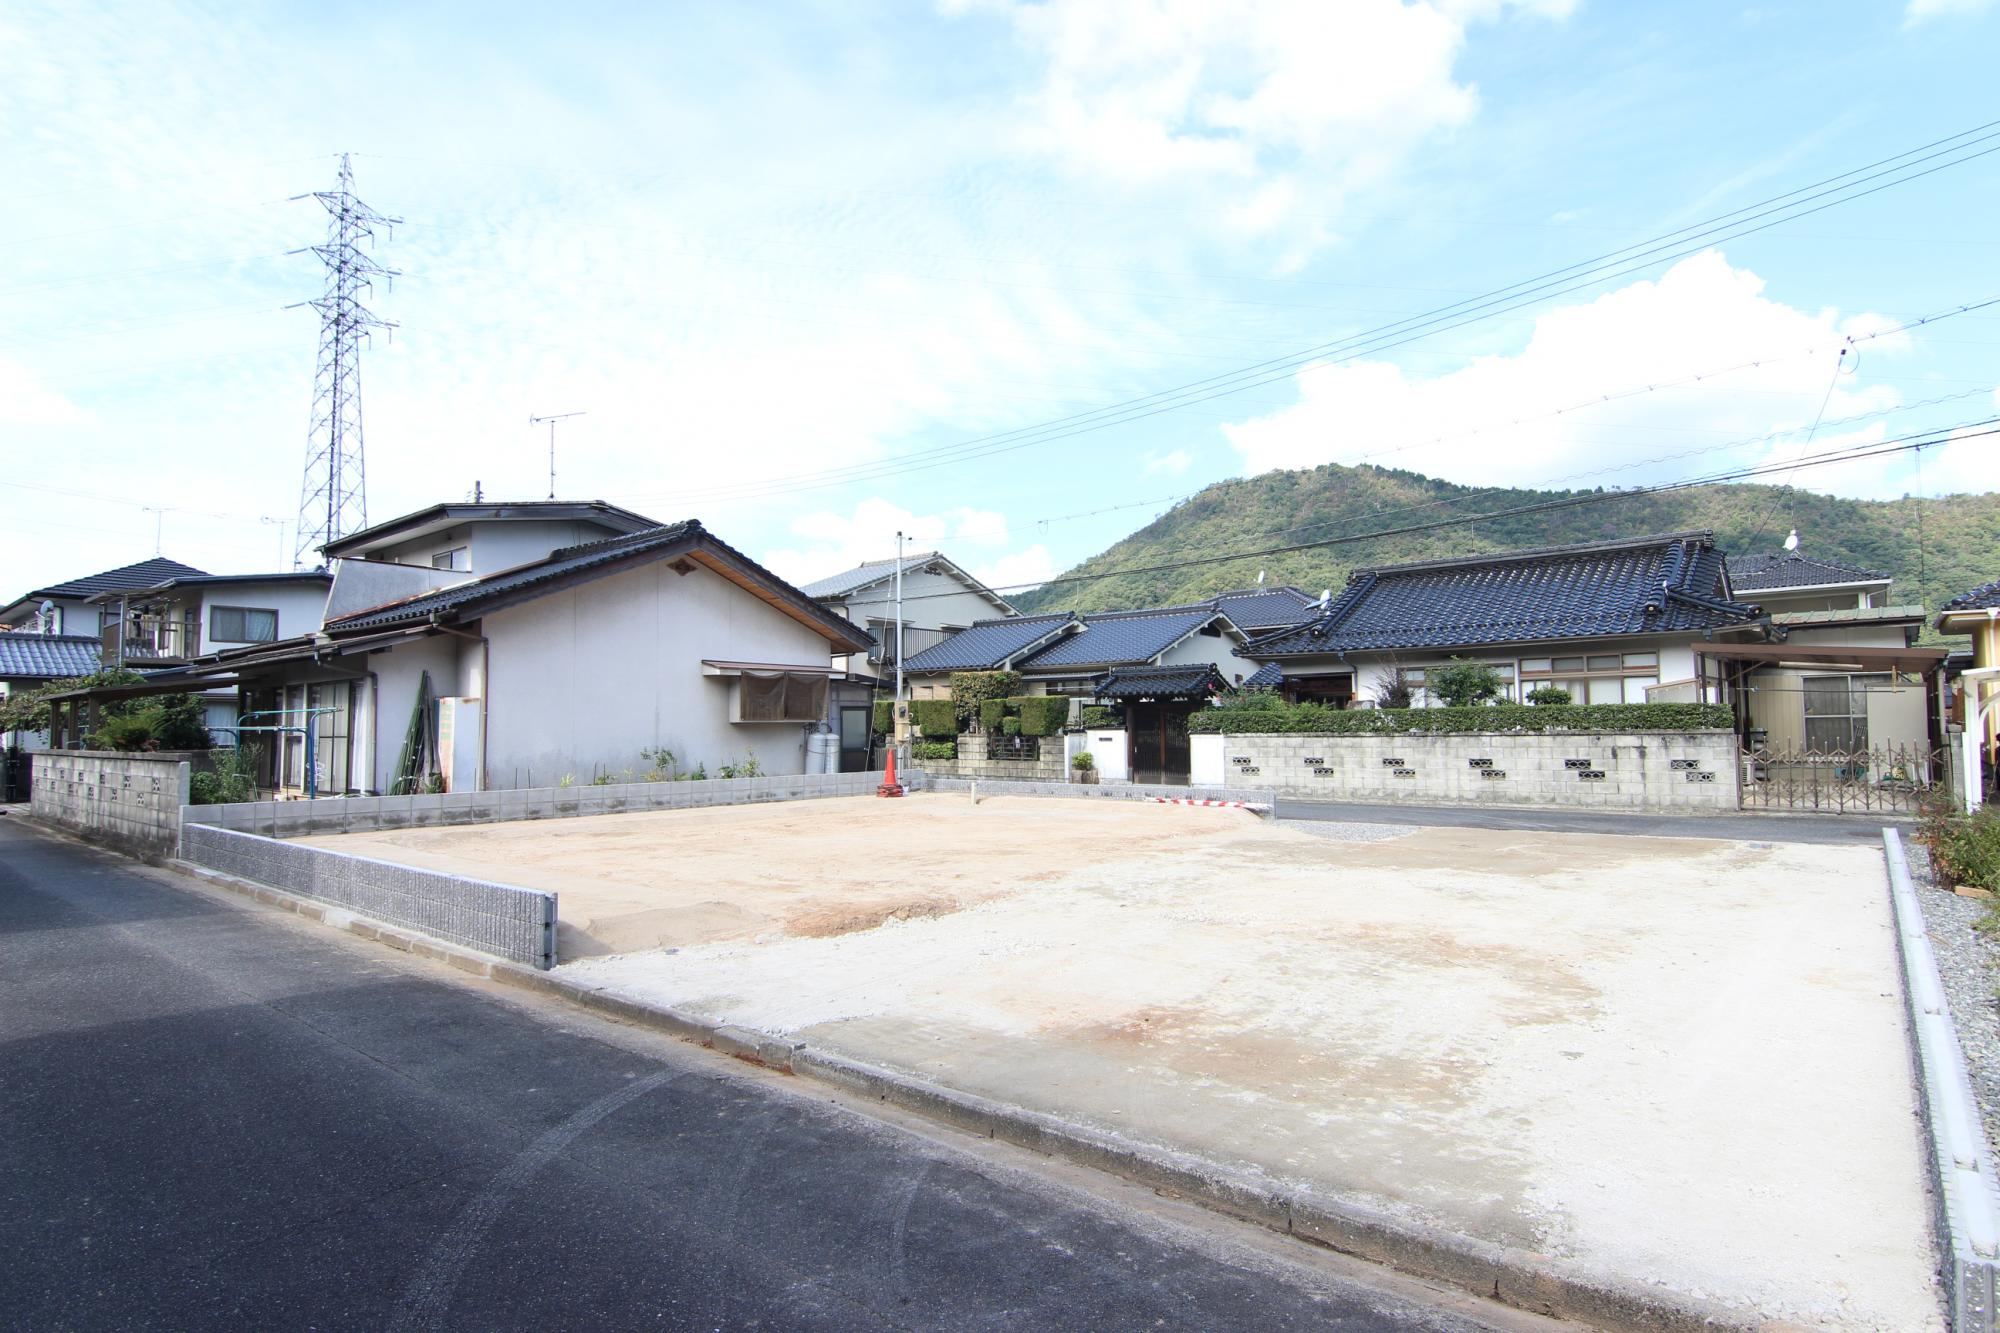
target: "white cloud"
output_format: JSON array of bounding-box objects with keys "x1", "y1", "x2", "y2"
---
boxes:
[
  {"x1": 972, "y1": 543, "x2": 1059, "y2": 594},
  {"x1": 959, "y1": 0, "x2": 1571, "y2": 238},
  {"x1": 1222, "y1": 250, "x2": 1934, "y2": 498},
  {"x1": 1906, "y1": 0, "x2": 1995, "y2": 22},
  {"x1": 761, "y1": 497, "x2": 1028, "y2": 585},
  {"x1": 1143, "y1": 447, "x2": 1193, "y2": 476},
  {"x1": 0, "y1": 357, "x2": 89, "y2": 426}
]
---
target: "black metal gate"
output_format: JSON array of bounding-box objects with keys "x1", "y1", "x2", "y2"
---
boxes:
[
  {"x1": 1739, "y1": 743, "x2": 1940, "y2": 814},
  {"x1": 2, "y1": 748, "x2": 30, "y2": 804},
  {"x1": 1127, "y1": 703, "x2": 1192, "y2": 786}
]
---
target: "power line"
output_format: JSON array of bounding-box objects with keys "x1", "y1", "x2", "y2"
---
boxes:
[{"x1": 625, "y1": 120, "x2": 2000, "y2": 507}]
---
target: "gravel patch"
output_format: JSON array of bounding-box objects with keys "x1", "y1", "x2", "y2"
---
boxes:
[
  {"x1": 1910, "y1": 850, "x2": 2000, "y2": 1161},
  {"x1": 1286, "y1": 820, "x2": 1417, "y2": 843}
]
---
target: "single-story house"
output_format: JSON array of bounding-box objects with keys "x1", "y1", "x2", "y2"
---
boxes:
[
  {"x1": 801, "y1": 550, "x2": 1015, "y2": 770},
  {"x1": 48, "y1": 511, "x2": 873, "y2": 796}
]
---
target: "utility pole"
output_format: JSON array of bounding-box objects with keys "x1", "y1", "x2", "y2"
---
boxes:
[
  {"x1": 289, "y1": 153, "x2": 399, "y2": 569},
  {"x1": 894, "y1": 531, "x2": 906, "y2": 757},
  {"x1": 530, "y1": 412, "x2": 585, "y2": 500}
]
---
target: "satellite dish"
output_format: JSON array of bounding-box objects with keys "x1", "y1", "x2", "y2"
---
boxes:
[
  {"x1": 1318, "y1": 588, "x2": 1332, "y2": 608},
  {"x1": 1255, "y1": 569, "x2": 1266, "y2": 585},
  {"x1": 1783, "y1": 529, "x2": 1799, "y2": 553},
  {"x1": 38, "y1": 600, "x2": 55, "y2": 635}
]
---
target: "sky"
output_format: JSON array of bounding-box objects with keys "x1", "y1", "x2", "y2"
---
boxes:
[{"x1": 3, "y1": 0, "x2": 1998, "y2": 604}]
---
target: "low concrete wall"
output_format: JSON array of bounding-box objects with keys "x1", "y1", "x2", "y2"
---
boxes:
[
  {"x1": 1196, "y1": 730, "x2": 1739, "y2": 811},
  {"x1": 921, "y1": 737, "x2": 1069, "y2": 784},
  {"x1": 921, "y1": 775, "x2": 1274, "y2": 807},
  {"x1": 180, "y1": 823, "x2": 557, "y2": 969},
  {"x1": 183, "y1": 768, "x2": 924, "y2": 839},
  {"x1": 32, "y1": 750, "x2": 193, "y2": 858}
]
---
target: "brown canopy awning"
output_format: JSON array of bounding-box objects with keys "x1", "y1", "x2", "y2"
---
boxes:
[{"x1": 1692, "y1": 642, "x2": 1947, "y2": 674}]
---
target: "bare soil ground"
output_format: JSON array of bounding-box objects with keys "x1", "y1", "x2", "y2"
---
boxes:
[{"x1": 304, "y1": 794, "x2": 1941, "y2": 1331}]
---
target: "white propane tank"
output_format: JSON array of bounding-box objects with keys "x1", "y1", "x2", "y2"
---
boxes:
[{"x1": 806, "y1": 729, "x2": 836, "y2": 774}]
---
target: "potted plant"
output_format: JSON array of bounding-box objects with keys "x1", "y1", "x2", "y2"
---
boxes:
[{"x1": 1071, "y1": 750, "x2": 1098, "y2": 784}]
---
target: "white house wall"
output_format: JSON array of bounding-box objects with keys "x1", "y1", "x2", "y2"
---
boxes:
[
  {"x1": 480, "y1": 559, "x2": 840, "y2": 786},
  {"x1": 197, "y1": 582, "x2": 331, "y2": 653},
  {"x1": 362, "y1": 636, "x2": 466, "y2": 794},
  {"x1": 1154, "y1": 627, "x2": 1250, "y2": 683},
  {"x1": 373, "y1": 519, "x2": 632, "y2": 578},
  {"x1": 325, "y1": 559, "x2": 463, "y2": 621}
]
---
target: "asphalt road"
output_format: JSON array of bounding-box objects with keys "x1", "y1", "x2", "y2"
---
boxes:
[
  {"x1": 1275, "y1": 797, "x2": 1905, "y2": 844},
  {"x1": 0, "y1": 817, "x2": 1551, "y2": 1333}
]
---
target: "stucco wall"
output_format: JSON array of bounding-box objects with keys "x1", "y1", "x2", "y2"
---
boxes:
[
  {"x1": 1195, "y1": 730, "x2": 1739, "y2": 810},
  {"x1": 32, "y1": 750, "x2": 191, "y2": 856},
  {"x1": 364, "y1": 636, "x2": 466, "y2": 794},
  {"x1": 479, "y1": 559, "x2": 839, "y2": 784},
  {"x1": 197, "y1": 582, "x2": 330, "y2": 653},
  {"x1": 375, "y1": 518, "x2": 627, "y2": 576}
]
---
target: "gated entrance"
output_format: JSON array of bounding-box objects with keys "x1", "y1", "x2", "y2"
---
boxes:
[
  {"x1": 1738, "y1": 742, "x2": 1941, "y2": 815},
  {"x1": 1126, "y1": 701, "x2": 1193, "y2": 786}
]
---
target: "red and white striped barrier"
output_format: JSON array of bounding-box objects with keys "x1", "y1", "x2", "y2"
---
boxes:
[{"x1": 1149, "y1": 797, "x2": 1268, "y2": 812}]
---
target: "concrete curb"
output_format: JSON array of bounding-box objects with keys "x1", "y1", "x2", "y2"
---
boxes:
[
  {"x1": 162, "y1": 854, "x2": 1759, "y2": 1332},
  {"x1": 1884, "y1": 828, "x2": 2000, "y2": 1332}
]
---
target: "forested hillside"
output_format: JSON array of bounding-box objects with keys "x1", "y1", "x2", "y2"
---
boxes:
[{"x1": 1012, "y1": 462, "x2": 2000, "y2": 620}]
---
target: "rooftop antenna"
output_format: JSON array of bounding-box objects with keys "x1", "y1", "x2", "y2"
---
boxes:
[
  {"x1": 288, "y1": 153, "x2": 399, "y2": 570},
  {"x1": 530, "y1": 412, "x2": 585, "y2": 500}
]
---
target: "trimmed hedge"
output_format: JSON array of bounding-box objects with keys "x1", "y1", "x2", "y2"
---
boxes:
[
  {"x1": 911, "y1": 698, "x2": 960, "y2": 738},
  {"x1": 911, "y1": 739, "x2": 958, "y2": 761},
  {"x1": 1010, "y1": 695, "x2": 1071, "y2": 737},
  {"x1": 950, "y1": 670, "x2": 1021, "y2": 728},
  {"x1": 1187, "y1": 702, "x2": 1734, "y2": 735},
  {"x1": 872, "y1": 698, "x2": 893, "y2": 736},
  {"x1": 1079, "y1": 704, "x2": 1122, "y2": 730},
  {"x1": 979, "y1": 698, "x2": 1008, "y2": 731}
]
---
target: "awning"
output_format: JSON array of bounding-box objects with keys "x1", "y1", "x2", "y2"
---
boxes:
[
  {"x1": 700, "y1": 659, "x2": 843, "y2": 677},
  {"x1": 1094, "y1": 663, "x2": 1232, "y2": 700},
  {"x1": 1691, "y1": 642, "x2": 1948, "y2": 674}
]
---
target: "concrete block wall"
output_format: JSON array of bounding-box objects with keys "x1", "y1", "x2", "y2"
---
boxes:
[
  {"x1": 32, "y1": 750, "x2": 192, "y2": 857},
  {"x1": 921, "y1": 775, "x2": 1271, "y2": 806},
  {"x1": 180, "y1": 824, "x2": 556, "y2": 968},
  {"x1": 1200, "y1": 730, "x2": 1740, "y2": 811},
  {"x1": 922, "y1": 748, "x2": 1070, "y2": 783},
  {"x1": 183, "y1": 768, "x2": 925, "y2": 839}
]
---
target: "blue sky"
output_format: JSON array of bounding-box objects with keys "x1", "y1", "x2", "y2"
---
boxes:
[{"x1": 3, "y1": 0, "x2": 1996, "y2": 601}]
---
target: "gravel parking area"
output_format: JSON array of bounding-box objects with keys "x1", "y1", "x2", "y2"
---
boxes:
[{"x1": 1913, "y1": 852, "x2": 2000, "y2": 1162}]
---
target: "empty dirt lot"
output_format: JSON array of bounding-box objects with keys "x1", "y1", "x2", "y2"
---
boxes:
[{"x1": 306, "y1": 795, "x2": 1940, "y2": 1330}]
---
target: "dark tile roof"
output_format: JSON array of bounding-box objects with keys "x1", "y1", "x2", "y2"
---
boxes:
[
  {"x1": 1021, "y1": 606, "x2": 1225, "y2": 672},
  {"x1": 800, "y1": 552, "x2": 940, "y2": 598},
  {"x1": 322, "y1": 521, "x2": 872, "y2": 652},
  {"x1": 1242, "y1": 661, "x2": 1284, "y2": 690},
  {"x1": 89, "y1": 570, "x2": 331, "y2": 602},
  {"x1": 0, "y1": 632, "x2": 101, "y2": 679},
  {"x1": 901, "y1": 613, "x2": 1076, "y2": 672},
  {"x1": 1727, "y1": 552, "x2": 1888, "y2": 592},
  {"x1": 1941, "y1": 578, "x2": 2000, "y2": 615},
  {"x1": 1094, "y1": 663, "x2": 1231, "y2": 700},
  {"x1": 1207, "y1": 586, "x2": 1318, "y2": 630},
  {"x1": 1244, "y1": 532, "x2": 1762, "y2": 658},
  {"x1": 17, "y1": 557, "x2": 207, "y2": 603}
]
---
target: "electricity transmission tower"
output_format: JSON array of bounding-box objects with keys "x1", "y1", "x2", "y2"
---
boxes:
[{"x1": 290, "y1": 153, "x2": 399, "y2": 568}]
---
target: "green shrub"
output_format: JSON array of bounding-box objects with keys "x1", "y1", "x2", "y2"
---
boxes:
[
  {"x1": 1429, "y1": 659, "x2": 1503, "y2": 708},
  {"x1": 189, "y1": 746, "x2": 260, "y2": 805},
  {"x1": 871, "y1": 699, "x2": 893, "y2": 736},
  {"x1": 910, "y1": 698, "x2": 960, "y2": 738},
  {"x1": 1370, "y1": 667, "x2": 1414, "y2": 710},
  {"x1": 911, "y1": 739, "x2": 958, "y2": 761},
  {"x1": 1079, "y1": 704, "x2": 1122, "y2": 730},
  {"x1": 1009, "y1": 695, "x2": 1071, "y2": 736},
  {"x1": 949, "y1": 671, "x2": 1020, "y2": 728},
  {"x1": 1211, "y1": 688, "x2": 1285, "y2": 714},
  {"x1": 1921, "y1": 806, "x2": 2000, "y2": 892},
  {"x1": 979, "y1": 698, "x2": 1009, "y2": 731},
  {"x1": 1187, "y1": 702, "x2": 1734, "y2": 734},
  {"x1": 90, "y1": 713, "x2": 156, "y2": 751},
  {"x1": 1001, "y1": 716, "x2": 1021, "y2": 737},
  {"x1": 1071, "y1": 750, "x2": 1096, "y2": 770},
  {"x1": 1525, "y1": 685, "x2": 1574, "y2": 707}
]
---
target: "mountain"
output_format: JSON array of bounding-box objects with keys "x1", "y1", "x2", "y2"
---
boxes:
[{"x1": 1011, "y1": 462, "x2": 2000, "y2": 625}]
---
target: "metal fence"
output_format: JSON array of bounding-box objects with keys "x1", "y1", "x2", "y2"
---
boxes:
[
  {"x1": 1739, "y1": 743, "x2": 1940, "y2": 814},
  {"x1": 983, "y1": 733, "x2": 1047, "y2": 762}
]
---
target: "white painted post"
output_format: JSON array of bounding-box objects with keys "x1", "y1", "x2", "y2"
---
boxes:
[{"x1": 1963, "y1": 668, "x2": 2000, "y2": 815}]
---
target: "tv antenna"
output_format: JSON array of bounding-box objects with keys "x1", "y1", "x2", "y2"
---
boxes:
[{"x1": 530, "y1": 412, "x2": 585, "y2": 500}]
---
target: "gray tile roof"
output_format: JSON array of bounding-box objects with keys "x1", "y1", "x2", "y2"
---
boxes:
[
  {"x1": 799, "y1": 552, "x2": 941, "y2": 599},
  {"x1": 1727, "y1": 552, "x2": 1888, "y2": 592},
  {"x1": 1941, "y1": 578, "x2": 2000, "y2": 614},
  {"x1": 1021, "y1": 606, "x2": 1224, "y2": 672},
  {"x1": 323, "y1": 521, "x2": 872, "y2": 652},
  {"x1": 0, "y1": 632, "x2": 101, "y2": 679},
  {"x1": 1242, "y1": 661, "x2": 1284, "y2": 690},
  {"x1": 901, "y1": 613, "x2": 1076, "y2": 672},
  {"x1": 1094, "y1": 663, "x2": 1231, "y2": 699},
  {"x1": 17, "y1": 557, "x2": 207, "y2": 603},
  {"x1": 1244, "y1": 532, "x2": 1761, "y2": 658},
  {"x1": 1207, "y1": 587, "x2": 1317, "y2": 630}
]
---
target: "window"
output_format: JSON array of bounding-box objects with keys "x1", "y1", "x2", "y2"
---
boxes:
[
  {"x1": 738, "y1": 672, "x2": 827, "y2": 723},
  {"x1": 210, "y1": 605, "x2": 278, "y2": 643},
  {"x1": 431, "y1": 548, "x2": 469, "y2": 571},
  {"x1": 1803, "y1": 675, "x2": 1876, "y2": 753},
  {"x1": 1519, "y1": 649, "x2": 1657, "y2": 704}
]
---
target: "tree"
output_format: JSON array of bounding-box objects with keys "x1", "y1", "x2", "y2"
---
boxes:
[
  {"x1": 0, "y1": 669, "x2": 147, "y2": 737},
  {"x1": 1429, "y1": 658, "x2": 1503, "y2": 708},
  {"x1": 1372, "y1": 665, "x2": 1414, "y2": 709}
]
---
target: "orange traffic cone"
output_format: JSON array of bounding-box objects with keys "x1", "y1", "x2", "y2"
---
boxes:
[{"x1": 877, "y1": 746, "x2": 905, "y2": 798}]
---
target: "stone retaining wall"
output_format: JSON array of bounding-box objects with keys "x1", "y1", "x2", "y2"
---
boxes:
[
  {"x1": 1194, "y1": 730, "x2": 1739, "y2": 811},
  {"x1": 180, "y1": 823, "x2": 557, "y2": 968},
  {"x1": 32, "y1": 750, "x2": 192, "y2": 857},
  {"x1": 183, "y1": 768, "x2": 923, "y2": 839}
]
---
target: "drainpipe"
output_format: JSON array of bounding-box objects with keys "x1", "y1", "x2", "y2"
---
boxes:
[{"x1": 430, "y1": 619, "x2": 490, "y2": 792}]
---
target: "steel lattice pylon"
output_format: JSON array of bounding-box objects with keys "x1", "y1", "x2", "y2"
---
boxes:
[{"x1": 291, "y1": 153, "x2": 400, "y2": 569}]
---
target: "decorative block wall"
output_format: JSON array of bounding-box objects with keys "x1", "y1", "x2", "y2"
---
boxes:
[{"x1": 32, "y1": 750, "x2": 192, "y2": 858}]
